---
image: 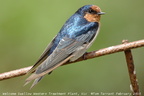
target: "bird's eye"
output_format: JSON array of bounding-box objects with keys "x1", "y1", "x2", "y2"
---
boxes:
[{"x1": 88, "y1": 9, "x2": 97, "y2": 14}]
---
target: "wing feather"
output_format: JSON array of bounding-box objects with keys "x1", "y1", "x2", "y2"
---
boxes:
[
  {"x1": 25, "y1": 37, "x2": 86, "y2": 82},
  {"x1": 25, "y1": 29, "x2": 97, "y2": 87},
  {"x1": 27, "y1": 36, "x2": 57, "y2": 74}
]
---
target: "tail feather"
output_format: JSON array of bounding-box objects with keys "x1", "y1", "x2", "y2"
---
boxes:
[
  {"x1": 23, "y1": 80, "x2": 31, "y2": 87},
  {"x1": 30, "y1": 76, "x2": 43, "y2": 89},
  {"x1": 24, "y1": 73, "x2": 42, "y2": 87},
  {"x1": 24, "y1": 55, "x2": 74, "y2": 89},
  {"x1": 24, "y1": 76, "x2": 44, "y2": 89}
]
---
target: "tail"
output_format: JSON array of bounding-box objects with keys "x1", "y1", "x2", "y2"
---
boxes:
[
  {"x1": 24, "y1": 71, "x2": 52, "y2": 89},
  {"x1": 24, "y1": 55, "x2": 74, "y2": 89},
  {"x1": 24, "y1": 76, "x2": 44, "y2": 89}
]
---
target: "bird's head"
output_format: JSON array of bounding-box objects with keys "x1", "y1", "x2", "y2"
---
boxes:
[{"x1": 77, "y1": 5, "x2": 105, "y2": 22}]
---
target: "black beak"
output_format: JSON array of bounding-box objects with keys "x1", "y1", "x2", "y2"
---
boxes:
[{"x1": 97, "y1": 12, "x2": 105, "y2": 15}]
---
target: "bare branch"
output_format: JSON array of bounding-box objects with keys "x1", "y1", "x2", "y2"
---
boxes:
[
  {"x1": 0, "y1": 66, "x2": 32, "y2": 80},
  {"x1": 0, "y1": 39, "x2": 144, "y2": 81},
  {"x1": 123, "y1": 40, "x2": 141, "y2": 96}
]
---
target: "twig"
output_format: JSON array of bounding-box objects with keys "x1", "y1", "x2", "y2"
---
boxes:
[
  {"x1": 123, "y1": 40, "x2": 141, "y2": 96},
  {"x1": 0, "y1": 66, "x2": 32, "y2": 80},
  {"x1": 0, "y1": 39, "x2": 144, "y2": 81}
]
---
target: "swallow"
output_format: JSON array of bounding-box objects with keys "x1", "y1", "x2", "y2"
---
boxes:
[{"x1": 25, "y1": 5, "x2": 105, "y2": 88}]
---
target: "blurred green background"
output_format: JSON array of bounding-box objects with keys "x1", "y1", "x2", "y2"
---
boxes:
[{"x1": 0, "y1": 0, "x2": 144, "y2": 96}]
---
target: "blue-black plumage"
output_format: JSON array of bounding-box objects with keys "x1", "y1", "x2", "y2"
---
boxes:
[{"x1": 25, "y1": 5, "x2": 104, "y2": 88}]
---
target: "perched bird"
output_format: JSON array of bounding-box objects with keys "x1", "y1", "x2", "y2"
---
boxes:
[{"x1": 25, "y1": 5, "x2": 104, "y2": 88}]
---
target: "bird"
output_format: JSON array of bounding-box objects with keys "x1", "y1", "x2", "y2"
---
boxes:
[{"x1": 25, "y1": 5, "x2": 105, "y2": 88}]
